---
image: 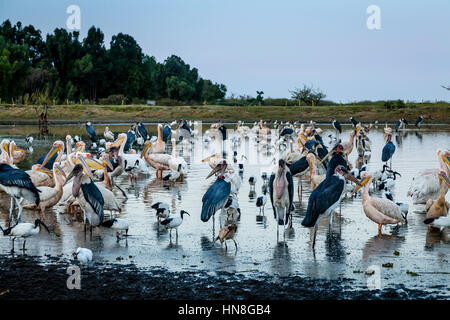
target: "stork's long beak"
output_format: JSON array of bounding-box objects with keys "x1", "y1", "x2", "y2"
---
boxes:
[
  {"x1": 41, "y1": 145, "x2": 62, "y2": 168},
  {"x1": 38, "y1": 220, "x2": 50, "y2": 233},
  {"x1": 344, "y1": 171, "x2": 362, "y2": 186},
  {"x1": 438, "y1": 172, "x2": 450, "y2": 188},
  {"x1": 352, "y1": 176, "x2": 370, "y2": 194},
  {"x1": 78, "y1": 156, "x2": 95, "y2": 181},
  {"x1": 320, "y1": 148, "x2": 334, "y2": 164},
  {"x1": 141, "y1": 142, "x2": 152, "y2": 158},
  {"x1": 206, "y1": 164, "x2": 221, "y2": 179},
  {"x1": 64, "y1": 169, "x2": 76, "y2": 186}
]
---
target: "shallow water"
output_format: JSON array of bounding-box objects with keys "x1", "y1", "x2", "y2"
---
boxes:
[{"x1": 0, "y1": 123, "x2": 449, "y2": 295}]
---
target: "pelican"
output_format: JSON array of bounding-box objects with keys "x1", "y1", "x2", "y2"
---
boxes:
[
  {"x1": 9, "y1": 141, "x2": 28, "y2": 165},
  {"x1": 341, "y1": 131, "x2": 356, "y2": 158},
  {"x1": 201, "y1": 160, "x2": 231, "y2": 228},
  {"x1": 85, "y1": 122, "x2": 97, "y2": 144},
  {"x1": 160, "y1": 210, "x2": 190, "y2": 240},
  {"x1": 23, "y1": 162, "x2": 66, "y2": 220},
  {"x1": 306, "y1": 152, "x2": 325, "y2": 190},
  {"x1": 141, "y1": 140, "x2": 170, "y2": 179},
  {"x1": 29, "y1": 140, "x2": 65, "y2": 187},
  {"x1": 425, "y1": 172, "x2": 450, "y2": 222},
  {"x1": 353, "y1": 172, "x2": 407, "y2": 235},
  {"x1": 407, "y1": 149, "x2": 450, "y2": 204},
  {"x1": 236, "y1": 121, "x2": 250, "y2": 135},
  {"x1": 202, "y1": 153, "x2": 224, "y2": 170},
  {"x1": 167, "y1": 138, "x2": 187, "y2": 181},
  {"x1": 268, "y1": 159, "x2": 294, "y2": 240},
  {"x1": 104, "y1": 126, "x2": 115, "y2": 141},
  {"x1": 64, "y1": 159, "x2": 104, "y2": 233},
  {"x1": 0, "y1": 140, "x2": 40, "y2": 223},
  {"x1": 0, "y1": 219, "x2": 49, "y2": 252},
  {"x1": 113, "y1": 133, "x2": 149, "y2": 174},
  {"x1": 302, "y1": 165, "x2": 360, "y2": 248}
]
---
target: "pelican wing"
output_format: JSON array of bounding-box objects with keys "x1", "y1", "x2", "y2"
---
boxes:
[
  {"x1": 81, "y1": 180, "x2": 104, "y2": 223},
  {"x1": 367, "y1": 197, "x2": 404, "y2": 222},
  {"x1": 201, "y1": 178, "x2": 231, "y2": 222},
  {"x1": 302, "y1": 176, "x2": 344, "y2": 227}
]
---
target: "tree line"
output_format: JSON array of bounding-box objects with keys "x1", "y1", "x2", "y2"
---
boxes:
[{"x1": 0, "y1": 20, "x2": 227, "y2": 105}]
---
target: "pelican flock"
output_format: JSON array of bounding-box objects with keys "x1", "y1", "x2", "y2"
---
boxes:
[{"x1": 0, "y1": 116, "x2": 448, "y2": 262}]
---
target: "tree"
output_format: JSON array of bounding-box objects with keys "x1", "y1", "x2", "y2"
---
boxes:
[{"x1": 290, "y1": 84, "x2": 326, "y2": 106}]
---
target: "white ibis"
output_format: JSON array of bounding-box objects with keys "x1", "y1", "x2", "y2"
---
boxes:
[
  {"x1": 0, "y1": 219, "x2": 49, "y2": 252},
  {"x1": 302, "y1": 165, "x2": 360, "y2": 248},
  {"x1": 64, "y1": 157, "x2": 104, "y2": 233},
  {"x1": 0, "y1": 140, "x2": 40, "y2": 223},
  {"x1": 424, "y1": 216, "x2": 450, "y2": 231},
  {"x1": 151, "y1": 202, "x2": 170, "y2": 222},
  {"x1": 268, "y1": 159, "x2": 294, "y2": 241},
  {"x1": 73, "y1": 247, "x2": 93, "y2": 264},
  {"x1": 100, "y1": 218, "x2": 129, "y2": 241},
  {"x1": 160, "y1": 210, "x2": 190, "y2": 240}
]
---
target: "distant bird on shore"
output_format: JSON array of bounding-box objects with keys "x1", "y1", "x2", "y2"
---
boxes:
[
  {"x1": 85, "y1": 122, "x2": 97, "y2": 143},
  {"x1": 382, "y1": 134, "x2": 396, "y2": 169},
  {"x1": 331, "y1": 118, "x2": 342, "y2": 136},
  {"x1": 73, "y1": 247, "x2": 93, "y2": 264},
  {"x1": 415, "y1": 115, "x2": 424, "y2": 128},
  {"x1": 349, "y1": 116, "x2": 358, "y2": 127}
]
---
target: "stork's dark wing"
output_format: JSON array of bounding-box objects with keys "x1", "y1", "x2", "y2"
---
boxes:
[
  {"x1": 395, "y1": 120, "x2": 400, "y2": 131},
  {"x1": 86, "y1": 125, "x2": 97, "y2": 142},
  {"x1": 415, "y1": 116, "x2": 422, "y2": 126},
  {"x1": 268, "y1": 173, "x2": 276, "y2": 219},
  {"x1": 124, "y1": 131, "x2": 135, "y2": 152},
  {"x1": 0, "y1": 164, "x2": 40, "y2": 205},
  {"x1": 138, "y1": 124, "x2": 148, "y2": 139},
  {"x1": 301, "y1": 176, "x2": 344, "y2": 227},
  {"x1": 382, "y1": 142, "x2": 395, "y2": 162},
  {"x1": 286, "y1": 170, "x2": 294, "y2": 212},
  {"x1": 81, "y1": 181, "x2": 104, "y2": 223},
  {"x1": 201, "y1": 178, "x2": 231, "y2": 222},
  {"x1": 335, "y1": 120, "x2": 342, "y2": 133},
  {"x1": 162, "y1": 126, "x2": 171, "y2": 143},
  {"x1": 288, "y1": 156, "x2": 308, "y2": 176}
]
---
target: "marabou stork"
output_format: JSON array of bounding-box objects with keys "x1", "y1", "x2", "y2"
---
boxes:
[
  {"x1": 0, "y1": 219, "x2": 49, "y2": 252},
  {"x1": 268, "y1": 159, "x2": 294, "y2": 241},
  {"x1": 124, "y1": 128, "x2": 136, "y2": 153},
  {"x1": 179, "y1": 120, "x2": 192, "y2": 141},
  {"x1": 382, "y1": 134, "x2": 396, "y2": 169},
  {"x1": 287, "y1": 155, "x2": 309, "y2": 200},
  {"x1": 331, "y1": 118, "x2": 342, "y2": 137},
  {"x1": 0, "y1": 140, "x2": 40, "y2": 223},
  {"x1": 301, "y1": 165, "x2": 360, "y2": 248},
  {"x1": 201, "y1": 160, "x2": 231, "y2": 231},
  {"x1": 162, "y1": 124, "x2": 172, "y2": 143},
  {"x1": 415, "y1": 115, "x2": 424, "y2": 128},
  {"x1": 349, "y1": 116, "x2": 358, "y2": 127},
  {"x1": 136, "y1": 122, "x2": 149, "y2": 140},
  {"x1": 85, "y1": 122, "x2": 97, "y2": 144},
  {"x1": 64, "y1": 158, "x2": 104, "y2": 233}
]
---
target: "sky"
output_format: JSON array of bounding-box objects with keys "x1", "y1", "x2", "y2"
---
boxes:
[{"x1": 1, "y1": 0, "x2": 449, "y2": 102}]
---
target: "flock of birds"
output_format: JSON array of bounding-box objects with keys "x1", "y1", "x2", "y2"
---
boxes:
[{"x1": 0, "y1": 114, "x2": 449, "y2": 264}]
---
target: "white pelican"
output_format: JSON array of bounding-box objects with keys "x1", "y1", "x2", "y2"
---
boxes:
[
  {"x1": 407, "y1": 149, "x2": 450, "y2": 204},
  {"x1": 141, "y1": 140, "x2": 170, "y2": 179},
  {"x1": 306, "y1": 152, "x2": 325, "y2": 190},
  {"x1": 104, "y1": 126, "x2": 115, "y2": 141},
  {"x1": 425, "y1": 172, "x2": 450, "y2": 223}
]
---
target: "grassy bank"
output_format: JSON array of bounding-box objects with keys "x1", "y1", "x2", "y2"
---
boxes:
[{"x1": 0, "y1": 102, "x2": 448, "y2": 124}]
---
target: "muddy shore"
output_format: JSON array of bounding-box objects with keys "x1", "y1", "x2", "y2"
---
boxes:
[{"x1": 0, "y1": 255, "x2": 447, "y2": 300}]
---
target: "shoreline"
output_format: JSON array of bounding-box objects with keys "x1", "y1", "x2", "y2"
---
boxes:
[
  {"x1": 0, "y1": 104, "x2": 448, "y2": 125},
  {"x1": 0, "y1": 254, "x2": 447, "y2": 300}
]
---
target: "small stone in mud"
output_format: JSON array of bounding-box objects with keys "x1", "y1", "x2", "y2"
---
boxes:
[
  {"x1": 116, "y1": 256, "x2": 123, "y2": 261},
  {"x1": 393, "y1": 251, "x2": 400, "y2": 256},
  {"x1": 253, "y1": 262, "x2": 260, "y2": 265},
  {"x1": 353, "y1": 270, "x2": 362, "y2": 273},
  {"x1": 407, "y1": 271, "x2": 419, "y2": 276},
  {"x1": 382, "y1": 263, "x2": 393, "y2": 268},
  {"x1": 365, "y1": 270, "x2": 375, "y2": 275}
]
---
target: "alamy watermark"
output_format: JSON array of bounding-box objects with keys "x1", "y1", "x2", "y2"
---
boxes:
[{"x1": 66, "y1": 5, "x2": 81, "y2": 30}]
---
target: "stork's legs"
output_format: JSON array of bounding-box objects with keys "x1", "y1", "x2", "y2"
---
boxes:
[
  {"x1": 9, "y1": 197, "x2": 15, "y2": 221},
  {"x1": 329, "y1": 212, "x2": 333, "y2": 234},
  {"x1": 22, "y1": 239, "x2": 26, "y2": 251},
  {"x1": 232, "y1": 239, "x2": 238, "y2": 251},
  {"x1": 15, "y1": 198, "x2": 23, "y2": 223},
  {"x1": 312, "y1": 223, "x2": 318, "y2": 249}
]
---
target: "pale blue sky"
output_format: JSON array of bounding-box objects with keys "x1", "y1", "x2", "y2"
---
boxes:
[{"x1": 1, "y1": 0, "x2": 449, "y2": 102}]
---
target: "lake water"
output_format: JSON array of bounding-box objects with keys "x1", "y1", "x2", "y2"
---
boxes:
[{"x1": 0, "y1": 123, "x2": 449, "y2": 295}]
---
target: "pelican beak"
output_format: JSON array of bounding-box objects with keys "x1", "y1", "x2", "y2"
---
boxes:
[
  {"x1": 41, "y1": 145, "x2": 62, "y2": 168},
  {"x1": 37, "y1": 166, "x2": 53, "y2": 175},
  {"x1": 55, "y1": 165, "x2": 66, "y2": 178},
  {"x1": 344, "y1": 170, "x2": 362, "y2": 186},
  {"x1": 352, "y1": 176, "x2": 370, "y2": 194},
  {"x1": 442, "y1": 155, "x2": 450, "y2": 169},
  {"x1": 103, "y1": 157, "x2": 114, "y2": 171},
  {"x1": 75, "y1": 142, "x2": 83, "y2": 152},
  {"x1": 438, "y1": 172, "x2": 450, "y2": 188},
  {"x1": 141, "y1": 142, "x2": 152, "y2": 158},
  {"x1": 206, "y1": 164, "x2": 221, "y2": 179},
  {"x1": 78, "y1": 156, "x2": 95, "y2": 181},
  {"x1": 111, "y1": 136, "x2": 125, "y2": 148},
  {"x1": 202, "y1": 155, "x2": 211, "y2": 163}
]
